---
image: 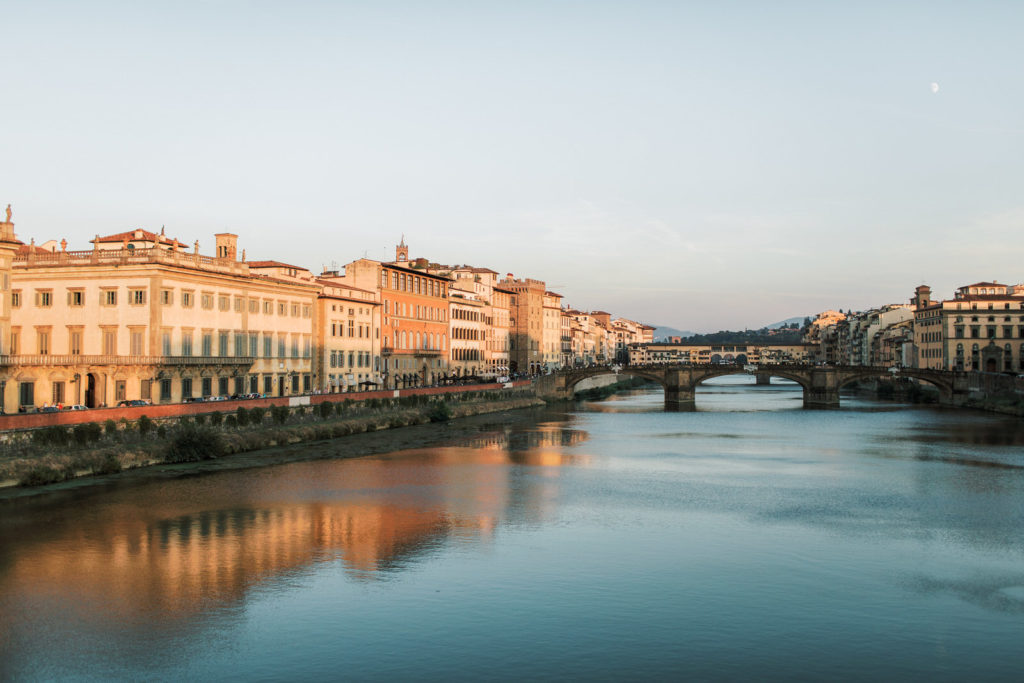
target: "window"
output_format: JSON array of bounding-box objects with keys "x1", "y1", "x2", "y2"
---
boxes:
[
  {"x1": 278, "y1": 335, "x2": 286, "y2": 357},
  {"x1": 182, "y1": 377, "x2": 193, "y2": 399},
  {"x1": 182, "y1": 291, "x2": 194, "y2": 308},
  {"x1": 37, "y1": 329, "x2": 50, "y2": 355},
  {"x1": 141, "y1": 380, "x2": 152, "y2": 400},
  {"x1": 19, "y1": 381, "x2": 34, "y2": 407},
  {"x1": 249, "y1": 298, "x2": 259, "y2": 313},
  {"x1": 348, "y1": 320, "x2": 354, "y2": 337},
  {"x1": 291, "y1": 303, "x2": 300, "y2": 317},
  {"x1": 10, "y1": 329, "x2": 19, "y2": 355},
  {"x1": 181, "y1": 332, "x2": 193, "y2": 356},
  {"x1": 264, "y1": 375, "x2": 272, "y2": 395},
  {"x1": 218, "y1": 377, "x2": 228, "y2": 396},
  {"x1": 161, "y1": 289, "x2": 173, "y2": 305},
  {"x1": 114, "y1": 381, "x2": 126, "y2": 402},
  {"x1": 234, "y1": 333, "x2": 246, "y2": 356},
  {"x1": 11, "y1": 290, "x2": 20, "y2": 308},
  {"x1": 162, "y1": 331, "x2": 172, "y2": 355},
  {"x1": 69, "y1": 330, "x2": 82, "y2": 355},
  {"x1": 52, "y1": 381, "x2": 65, "y2": 405},
  {"x1": 102, "y1": 329, "x2": 117, "y2": 355},
  {"x1": 130, "y1": 330, "x2": 144, "y2": 355},
  {"x1": 202, "y1": 332, "x2": 213, "y2": 356},
  {"x1": 249, "y1": 334, "x2": 259, "y2": 358},
  {"x1": 219, "y1": 295, "x2": 230, "y2": 311},
  {"x1": 129, "y1": 289, "x2": 146, "y2": 305},
  {"x1": 202, "y1": 378, "x2": 212, "y2": 397},
  {"x1": 68, "y1": 290, "x2": 84, "y2": 306},
  {"x1": 264, "y1": 300, "x2": 273, "y2": 314},
  {"x1": 201, "y1": 293, "x2": 214, "y2": 309},
  {"x1": 218, "y1": 332, "x2": 229, "y2": 356},
  {"x1": 35, "y1": 290, "x2": 52, "y2": 307},
  {"x1": 278, "y1": 302, "x2": 287, "y2": 315},
  {"x1": 160, "y1": 379, "x2": 172, "y2": 401},
  {"x1": 234, "y1": 297, "x2": 244, "y2": 312},
  {"x1": 302, "y1": 304, "x2": 311, "y2": 318},
  {"x1": 264, "y1": 334, "x2": 273, "y2": 358}
]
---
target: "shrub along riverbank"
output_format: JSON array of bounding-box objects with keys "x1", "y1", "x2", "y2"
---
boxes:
[{"x1": 1, "y1": 390, "x2": 540, "y2": 489}]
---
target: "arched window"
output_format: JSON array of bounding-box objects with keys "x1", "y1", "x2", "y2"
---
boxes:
[{"x1": 442, "y1": 334, "x2": 447, "y2": 351}]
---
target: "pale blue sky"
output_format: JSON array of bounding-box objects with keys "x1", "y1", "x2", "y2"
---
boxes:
[{"x1": 3, "y1": 1, "x2": 1022, "y2": 331}]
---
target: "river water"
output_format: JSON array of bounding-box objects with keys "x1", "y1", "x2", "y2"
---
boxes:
[{"x1": 2, "y1": 377, "x2": 1023, "y2": 681}]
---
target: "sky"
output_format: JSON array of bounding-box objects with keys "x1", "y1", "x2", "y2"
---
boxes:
[{"x1": 3, "y1": 0, "x2": 1022, "y2": 332}]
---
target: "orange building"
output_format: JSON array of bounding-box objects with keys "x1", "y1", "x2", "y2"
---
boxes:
[{"x1": 341, "y1": 240, "x2": 451, "y2": 388}]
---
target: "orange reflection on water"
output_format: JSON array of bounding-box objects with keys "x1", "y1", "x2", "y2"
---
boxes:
[{"x1": 0, "y1": 424, "x2": 591, "y2": 627}]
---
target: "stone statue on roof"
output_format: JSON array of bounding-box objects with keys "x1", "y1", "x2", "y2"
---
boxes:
[{"x1": 5, "y1": 204, "x2": 10, "y2": 223}]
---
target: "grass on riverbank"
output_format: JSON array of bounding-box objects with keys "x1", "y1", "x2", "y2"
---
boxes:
[{"x1": 1, "y1": 390, "x2": 540, "y2": 488}]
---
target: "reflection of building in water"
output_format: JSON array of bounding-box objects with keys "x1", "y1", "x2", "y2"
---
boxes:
[
  {"x1": 0, "y1": 429, "x2": 590, "y2": 625},
  {"x1": 1, "y1": 501, "x2": 453, "y2": 622}
]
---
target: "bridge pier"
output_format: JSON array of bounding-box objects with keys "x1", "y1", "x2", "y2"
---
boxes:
[
  {"x1": 755, "y1": 373, "x2": 771, "y2": 386},
  {"x1": 804, "y1": 368, "x2": 840, "y2": 408},
  {"x1": 664, "y1": 386, "x2": 696, "y2": 411}
]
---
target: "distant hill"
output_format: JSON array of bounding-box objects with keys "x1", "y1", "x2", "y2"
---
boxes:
[
  {"x1": 765, "y1": 316, "x2": 808, "y2": 330},
  {"x1": 652, "y1": 326, "x2": 695, "y2": 341}
]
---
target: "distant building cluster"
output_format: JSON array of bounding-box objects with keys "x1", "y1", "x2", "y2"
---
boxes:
[
  {"x1": 807, "y1": 282, "x2": 1024, "y2": 372},
  {"x1": 0, "y1": 213, "x2": 653, "y2": 411}
]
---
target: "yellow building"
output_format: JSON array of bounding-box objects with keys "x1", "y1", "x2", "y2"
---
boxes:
[
  {"x1": 313, "y1": 275, "x2": 381, "y2": 393},
  {"x1": 3, "y1": 227, "x2": 318, "y2": 411},
  {"x1": 912, "y1": 283, "x2": 1024, "y2": 372}
]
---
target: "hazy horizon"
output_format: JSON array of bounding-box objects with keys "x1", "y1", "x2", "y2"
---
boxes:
[{"x1": 4, "y1": 1, "x2": 1021, "y2": 332}]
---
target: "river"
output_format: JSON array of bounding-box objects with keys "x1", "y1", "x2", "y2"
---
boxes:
[{"x1": 2, "y1": 376, "x2": 1023, "y2": 680}]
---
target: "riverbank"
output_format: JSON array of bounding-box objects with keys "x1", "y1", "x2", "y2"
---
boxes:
[
  {"x1": 0, "y1": 391, "x2": 543, "y2": 495},
  {"x1": 855, "y1": 378, "x2": 1024, "y2": 417},
  {"x1": 570, "y1": 376, "x2": 654, "y2": 401}
]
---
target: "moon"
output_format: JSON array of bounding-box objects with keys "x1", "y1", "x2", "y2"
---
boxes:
[{"x1": 930, "y1": 82, "x2": 940, "y2": 94}]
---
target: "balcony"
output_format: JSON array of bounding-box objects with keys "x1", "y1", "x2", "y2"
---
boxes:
[{"x1": 0, "y1": 355, "x2": 256, "y2": 367}]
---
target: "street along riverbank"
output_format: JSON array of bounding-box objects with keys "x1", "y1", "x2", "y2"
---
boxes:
[{"x1": 0, "y1": 389, "x2": 541, "y2": 495}]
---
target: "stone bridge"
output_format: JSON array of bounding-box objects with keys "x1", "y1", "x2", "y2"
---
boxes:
[{"x1": 535, "y1": 364, "x2": 971, "y2": 410}]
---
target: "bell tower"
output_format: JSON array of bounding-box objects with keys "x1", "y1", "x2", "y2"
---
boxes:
[
  {"x1": 396, "y1": 235, "x2": 409, "y2": 262},
  {"x1": 215, "y1": 233, "x2": 238, "y2": 260}
]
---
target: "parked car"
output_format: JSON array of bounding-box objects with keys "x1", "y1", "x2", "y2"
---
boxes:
[
  {"x1": 117, "y1": 399, "x2": 150, "y2": 407},
  {"x1": 39, "y1": 406, "x2": 60, "y2": 413},
  {"x1": 64, "y1": 404, "x2": 89, "y2": 411}
]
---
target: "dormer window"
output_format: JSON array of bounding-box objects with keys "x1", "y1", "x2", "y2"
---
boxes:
[{"x1": 127, "y1": 243, "x2": 135, "y2": 252}]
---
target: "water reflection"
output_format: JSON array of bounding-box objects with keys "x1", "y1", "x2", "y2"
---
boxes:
[
  {"x1": 0, "y1": 422, "x2": 590, "y2": 634},
  {"x1": 4, "y1": 386, "x2": 1024, "y2": 680}
]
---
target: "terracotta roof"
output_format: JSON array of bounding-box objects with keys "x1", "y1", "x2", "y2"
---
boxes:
[
  {"x1": 952, "y1": 294, "x2": 1024, "y2": 302},
  {"x1": 92, "y1": 229, "x2": 187, "y2": 249},
  {"x1": 248, "y1": 260, "x2": 309, "y2": 270},
  {"x1": 16, "y1": 243, "x2": 53, "y2": 255},
  {"x1": 315, "y1": 278, "x2": 374, "y2": 294}
]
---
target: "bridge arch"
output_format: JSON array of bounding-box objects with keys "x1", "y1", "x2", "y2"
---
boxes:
[
  {"x1": 688, "y1": 366, "x2": 811, "y2": 392},
  {"x1": 560, "y1": 368, "x2": 668, "y2": 396},
  {"x1": 835, "y1": 368, "x2": 954, "y2": 401}
]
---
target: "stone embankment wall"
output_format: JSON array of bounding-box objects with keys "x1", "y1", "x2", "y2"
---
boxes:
[
  {"x1": 959, "y1": 373, "x2": 1024, "y2": 416},
  {"x1": 1, "y1": 387, "x2": 543, "y2": 490},
  {"x1": 0, "y1": 381, "x2": 532, "y2": 434}
]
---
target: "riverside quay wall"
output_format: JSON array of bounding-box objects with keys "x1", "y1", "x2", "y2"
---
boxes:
[{"x1": 0, "y1": 381, "x2": 533, "y2": 433}]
